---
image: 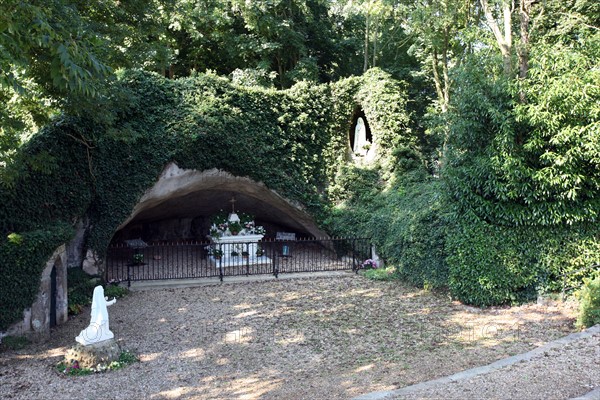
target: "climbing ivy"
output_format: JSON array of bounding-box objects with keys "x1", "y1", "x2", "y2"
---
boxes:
[
  {"x1": 0, "y1": 68, "x2": 414, "y2": 330},
  {"x1": 0, "y1": 223, "x2": 73, "y2": 330}
]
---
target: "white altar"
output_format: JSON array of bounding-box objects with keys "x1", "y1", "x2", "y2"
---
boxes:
[
  {"x1": 209, "y1": 234, "x2": 271, "y2": 266},
  {"x1": 208, "y1": 209, "x2": 271, "y2": 267}
]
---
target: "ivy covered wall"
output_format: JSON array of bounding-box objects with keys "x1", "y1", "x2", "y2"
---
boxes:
[{"x1": 0, "y1": 68, "x2": 413, "y2": 330}]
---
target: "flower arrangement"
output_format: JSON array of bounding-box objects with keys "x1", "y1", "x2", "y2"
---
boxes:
[
  {"x1": 208, "y1": 211, "x2": 266, "y2": 237},
  {"x1": 362, "y1": 259, "x2": 378, "y2": 269}
]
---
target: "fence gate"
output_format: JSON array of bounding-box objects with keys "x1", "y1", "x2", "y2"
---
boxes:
[{"x1": 105, "y1": 237, "x2": 371, "y2": 286}]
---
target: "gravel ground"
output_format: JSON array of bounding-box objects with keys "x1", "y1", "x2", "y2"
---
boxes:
[
  {"x1": 370, "y1": 328, "x2": 600, "y2": 400},
  {"x1": 0, "y1": 274, "x2": 586, "y2": 399}
]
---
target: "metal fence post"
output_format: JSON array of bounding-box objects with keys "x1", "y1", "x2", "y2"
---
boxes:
[{"x1": 219, "y1": 256, "x2": 223, "y2": 282}]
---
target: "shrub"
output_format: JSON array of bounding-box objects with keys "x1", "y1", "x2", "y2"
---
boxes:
[
  {"x1": 328, "y1": 174, "x2": 450, "y2": 290},
  {"x1": 446, "y1": 219, "x2": 543, "y2": 307},
  {"x1": 0, "y1": 335, "x2": 30, "y2": 351},
  {"x1": 576, "y1": 275, "x2": 600, "y2": 329},
  {"x1": 379, "y1": 178, "x2": 449, "y2": 290},
  {"x1": 67, "y1": 268, "x2": 99, "y2": 315},
  {"x1": 104, "y1": 284, "x2": 128, "y2": 299},
  {"x1": 446, "y1": 216, "x2": 600, "y2": 307}
]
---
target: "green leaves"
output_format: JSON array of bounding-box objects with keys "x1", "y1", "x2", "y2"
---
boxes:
[{"x1": 0, "y1": 223, "x2": 73, "y2": 330}]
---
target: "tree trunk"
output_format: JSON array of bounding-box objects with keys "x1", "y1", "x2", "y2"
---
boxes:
[
  {"x1": 372, "y1": 17, "x2": 378, "y2": 67},
  {"x1": 364, "y1": 14, "x2": 370, "y2": 72},
  {"x1": 431, "y1": 50, "x2": 448, "y2": 113},
  {"x1": 442, "y1": 26, "x2": 450, "y2": 108},
  {"x1": 480, "y1": 0, "x2": 513, "y2": 76},
  {"x1": 518, "y1": 0, "x2": 531, "y2": 80}
]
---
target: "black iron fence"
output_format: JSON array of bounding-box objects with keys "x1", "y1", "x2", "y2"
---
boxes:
[{"x1": 105, "y1": 237, "x2": 371, "y2": 286}]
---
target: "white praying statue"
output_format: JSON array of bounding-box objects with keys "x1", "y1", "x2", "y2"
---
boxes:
[{"x1": 75, "y1": 285, "x2": 117, "y2": 345}]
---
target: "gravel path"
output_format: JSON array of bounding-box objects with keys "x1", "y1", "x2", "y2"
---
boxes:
[
  {"x1": 0, "y1": 274, "x2": 586, "y2": 399},
  {"x1": 357, "y1": 327, "x2": 600, "y2": 400}
]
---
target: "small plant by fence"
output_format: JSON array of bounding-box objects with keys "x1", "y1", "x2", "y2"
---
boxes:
[
  {"x1": 105, "y1": 237, "x2": 371, "y2": 286},
  {"x1": 561, "y1": 263, "x2": 600, "y2": 299}
]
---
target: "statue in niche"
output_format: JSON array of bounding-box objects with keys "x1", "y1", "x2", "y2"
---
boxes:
[
  {"x1": 353, "y1": 117, "x2": 370, "y2": 156},
  {"x1": 75, "y1": 286, "x2": 117, "y2": 345}
]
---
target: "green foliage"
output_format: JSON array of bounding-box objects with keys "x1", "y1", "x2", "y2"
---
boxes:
[
  {"x1": 381, "y1": 179, "x2": 449, "y2": 290},
  {"x1": 361, "y1": 267, "x2": 398, "y2": 281},
  {"x1": 446, "y1": 219, "x2": 543, "y2": 307},
  {"x1": 328, "y1": 171, "x2": 449, "y2": 291},
  {"x1": 445, "y1": 34, "x2": 600, "y2": 227},
  {"x1": 0, "y1": 223, "x2": 73, "y2": 331},
  {"x1": 1, "y1": 68, "x2": 415, "y2": 328},
  {"x1": 576, "y1": 275, "x2": 600, "y2": 329},
  {"x1": 67, "y1": 268, "x2": 99, "y2": 315},
  {"x1": 0, "y1": 335, "x2": 30, "y2": 351},
  {"x1": 446, "y1": 216, "x2": 600, "y2": 307}
]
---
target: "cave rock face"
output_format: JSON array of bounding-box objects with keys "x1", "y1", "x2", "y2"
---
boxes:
[{"x1": 116, "y1": 163, "x2": 328, "y2": 241}]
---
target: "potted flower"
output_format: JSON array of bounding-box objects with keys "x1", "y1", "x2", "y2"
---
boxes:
[
  {"x1": 228, "y1": 221, "x2": 242, "y2": 235},
  {"x1": 231, "y1": 250, "x2": 239, "y2": 257},
  {"x1": 132, "y1": 253, "x2": 144, "y2": 265},
  {"x1": 209, "y1": 226, "x2": 222, "y2": 239},
  {"x1": 241, "y1": 250, "x2": 250, "y2": 259},
  {"x1": 212, "y1": 248, "x2": 223, "y2": 259},
  {"x1": 256, "y1": 247, "x2": 265, "y2": 257}
]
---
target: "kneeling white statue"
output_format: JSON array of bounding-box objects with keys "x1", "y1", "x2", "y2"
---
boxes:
[{"x1": 76, "y1": 285, "x2": 117, "y2": 345}]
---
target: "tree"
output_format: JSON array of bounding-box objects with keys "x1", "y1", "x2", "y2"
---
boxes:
[{"x1": 0, "y1": 1, "x2": 113, "y2": 183}]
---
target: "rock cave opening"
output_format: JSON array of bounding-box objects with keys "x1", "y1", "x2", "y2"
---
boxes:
[{"x1": 110, "y1": 164, "x2": 328, "y2": 245}]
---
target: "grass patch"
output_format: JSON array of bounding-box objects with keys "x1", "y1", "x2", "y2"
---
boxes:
[
  {"x1": 360, "y1": 267, "x2": 398, "y2": 281},
  {"x1": 0, "y1": 335, "x2": 30, "y2": 351}
]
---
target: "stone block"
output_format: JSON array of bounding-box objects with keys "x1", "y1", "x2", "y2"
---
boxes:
[{"x1": 63, "y1": 338, "x2": 121, "y2": 369}]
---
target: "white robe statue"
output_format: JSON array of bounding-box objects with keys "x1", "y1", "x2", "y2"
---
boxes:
[
  {"x1": 353, "y1": 117, "x2": 369, "y2": 156},
  {"x1": 76, "y1": 286, "x2": 117, "y2": 345}
]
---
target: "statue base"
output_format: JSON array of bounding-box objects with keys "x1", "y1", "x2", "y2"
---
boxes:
[{"x1": 64, "y1": 338, "x2": 121, "y2": 369}]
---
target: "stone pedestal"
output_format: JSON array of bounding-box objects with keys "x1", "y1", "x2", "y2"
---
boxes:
[{"x1": 64, "y1": 339, "x2": 121, "y2": 369}]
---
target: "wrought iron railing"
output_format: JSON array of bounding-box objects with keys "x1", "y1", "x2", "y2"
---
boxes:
[{"x1": 105, "y1": 237, "x2": 371, "y2": 286}]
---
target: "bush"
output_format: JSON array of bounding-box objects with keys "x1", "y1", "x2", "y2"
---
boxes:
[
  {"x1": 67, "y1": 268, "x2": 99, "y2": 315},
  {"x1": 379, "y1": 178, "x2": 449, "y2": 290},
  {"x1": 446, "y1": 216, "x2": 600, "y2": 307},
  {"x1": 104, "y1": 284, "x2": 128, "y2": 299},
  {"x1": 576, "y1": 275, "x2": 600, "y2": 329},
  {"x1": 0, "y1": 335, "x2": 30, "y2": 351},
  {"x1": 446, "y1": 220, "x2": 542, "y2": 307},
  {"x1": 328, "y1": 174, "x2": 450, "y2": 290}
]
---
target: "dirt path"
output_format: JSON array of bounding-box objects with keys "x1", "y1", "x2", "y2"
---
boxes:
[{"x1": 0, "y1": 275, "x2": 580, "y2": 399}]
